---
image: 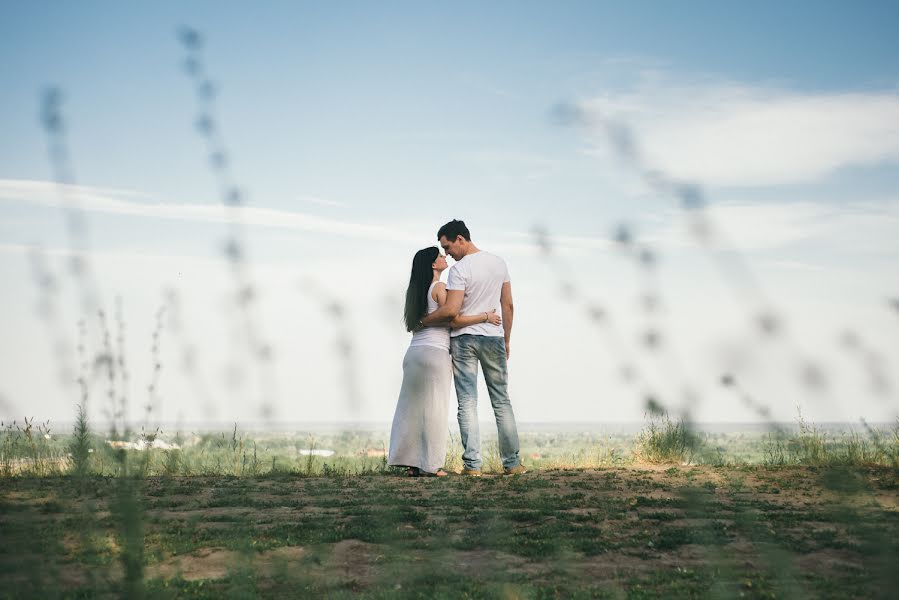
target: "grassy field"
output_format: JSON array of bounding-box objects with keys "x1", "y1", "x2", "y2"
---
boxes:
[
  {"x1": 5, "y1": 416, "x2": 898, "y2": 477},
  {"x1": 2, "y1": 463, "x2": 898, "y2": 599},
  {"x1": 2, "y1": 419, "x2": 898, "y2": 598}
]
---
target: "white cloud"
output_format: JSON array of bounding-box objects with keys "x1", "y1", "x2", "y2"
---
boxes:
[
  {"x1": 576, "y1": 81, "x2": 899, "y2": 186},
  {"x1": 300, "y1": 195, "x2": 346, "y2": 208},
  {"x1": 5, "y1": 178, "x2": 896, "y2": 271},
  {"x1": 0, "y1": 179, "x2": 619, "y2": 259},
  {"x1": 0, "y1": 179, "x2": 416, "y2": 243},
  {"x1": 641, "y1": 199, "x2": 899, "y2": 256}
]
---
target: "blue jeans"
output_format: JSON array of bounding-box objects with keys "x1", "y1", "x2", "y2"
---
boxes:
[{"x1": 451, "y1": 334, "x2": 521, "y2": 470}]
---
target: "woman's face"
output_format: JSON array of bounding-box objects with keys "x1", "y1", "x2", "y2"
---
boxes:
[{"x1": 432, "y1": 252, "x2": 449, "y2": 272}]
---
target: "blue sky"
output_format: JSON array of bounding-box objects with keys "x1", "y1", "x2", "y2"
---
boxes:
[{"x1": 1, "y1": 2, "x2": 897, "y2": 427}]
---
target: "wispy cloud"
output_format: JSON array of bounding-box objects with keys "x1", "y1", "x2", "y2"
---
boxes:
[
  {"x1": 575, "y1": 79, "x2": 899, "y2": 186},
  {"x1": 644, "y1": 199, "x2": 899, "y2": 256},
  {"x1": 0, "y1": 179, "x2": 417, "y2": 243},
  {"x1": 0, "y1": 179, "x2": 615, "y2": 258},
  {"x1": 300, "y1": 195, "x2": 346, "y2": 208}
]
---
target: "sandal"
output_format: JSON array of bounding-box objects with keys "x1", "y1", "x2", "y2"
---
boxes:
[
  {"x1": 419, "y1": 469, "x2": 448, "y2": 477},
  {"x1": 405, "y1": 467, "x2": 420, "y2": 477}
]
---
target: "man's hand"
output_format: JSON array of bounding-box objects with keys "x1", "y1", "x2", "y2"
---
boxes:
[
  {"x1": 505, "y1": 339, "x2": 511, "y2": 360},
  {"x1": 421, "y1": 289, "x2": 464, "y2": 326}
]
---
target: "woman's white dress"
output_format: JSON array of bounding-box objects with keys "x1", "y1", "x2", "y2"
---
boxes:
[{"x1": 388, "y1": 282, "x2": 452, "y2": 473}]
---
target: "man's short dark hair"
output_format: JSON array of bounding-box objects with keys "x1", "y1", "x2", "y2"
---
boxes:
[{"x1": 437, "y1": 219, "x2": 471, "y2": 242}]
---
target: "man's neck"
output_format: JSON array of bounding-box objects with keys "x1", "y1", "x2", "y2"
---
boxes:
[{"x1": 461, "y1": 243, "x2": 481, "y2": 259}]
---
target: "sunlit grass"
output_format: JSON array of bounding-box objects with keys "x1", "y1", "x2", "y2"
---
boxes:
[{"x1": 3, "y1": 417, "x2": 897, "y2": 478}]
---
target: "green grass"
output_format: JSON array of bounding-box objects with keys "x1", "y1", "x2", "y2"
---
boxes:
[
  {"x1": 4, "y1": 417, "x2": 898, "y2": 478},
  {"x1": 763, "y1": 415, "x2": 899, "y2": 468},
  {"x1": 634, "y1": 414, "x2": 702, "y2": 465}
]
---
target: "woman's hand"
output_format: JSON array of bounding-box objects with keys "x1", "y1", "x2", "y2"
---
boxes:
[{"x1": 486, "y1": 309, "x2": 501, "y2": 325}]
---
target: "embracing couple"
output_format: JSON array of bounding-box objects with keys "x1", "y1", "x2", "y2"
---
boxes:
[{"x1": 388, "y1": 219, "x2": 526, "y2": 477}]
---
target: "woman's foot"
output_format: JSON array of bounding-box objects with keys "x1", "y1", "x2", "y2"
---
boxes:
[
  {"x1": 405, "y1": 467, "x2": 448, "y2": 477},
  {"x1": 419, "y1": 468, "x2": 448, "y2": 477}
]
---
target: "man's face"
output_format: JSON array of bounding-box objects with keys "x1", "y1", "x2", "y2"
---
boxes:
[{"x1": 439, "y1": 235, "x2": 463, "y2": 261}]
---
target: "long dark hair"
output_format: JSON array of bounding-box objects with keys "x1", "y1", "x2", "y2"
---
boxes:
[{"x1": 404, "y1": 246, "x2": 439, "y2": 332}]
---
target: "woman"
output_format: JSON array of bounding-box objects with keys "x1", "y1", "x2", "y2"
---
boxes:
[{"x1": 388, "y1": 246, "x2": 501, "y2": 477}]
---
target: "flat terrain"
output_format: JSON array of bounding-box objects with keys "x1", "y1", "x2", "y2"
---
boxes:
[{"x1": 2, "y1": 466, "x2": 898, "y2": 598}]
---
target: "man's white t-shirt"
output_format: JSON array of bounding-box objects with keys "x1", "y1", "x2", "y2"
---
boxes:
[{"x1": 446, "y1": 251, "x2": 510, "y2": 338}]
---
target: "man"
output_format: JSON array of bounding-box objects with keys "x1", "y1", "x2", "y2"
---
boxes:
[{"x1": 420, "y1": 219, "x2": 525, "y2": 475}]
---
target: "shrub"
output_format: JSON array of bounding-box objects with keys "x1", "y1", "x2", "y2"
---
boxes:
[{"x1": 634, "y1": 414, "x2": 701, "y2": 464}]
